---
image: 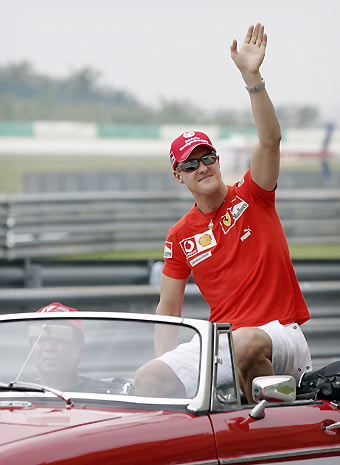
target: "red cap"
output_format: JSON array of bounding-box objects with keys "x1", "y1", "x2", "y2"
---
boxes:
[
  {"x1": 36, "y1": 302, "x2": 84, "y2": 333},
  {"x1": 37, "y1": 302, "x2": 78, "y2": 314},
  {"x1": 169, "y1": 131, "x2": 216, "y2": 170}
]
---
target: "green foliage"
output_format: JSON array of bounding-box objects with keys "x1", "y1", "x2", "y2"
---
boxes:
[
  {"x1": 276, "y1": 104, "x2": 321, "y2": 128},
  {"x1": 0, "y1": 61, "x2": 324, "y2": 126},
  {"x1": 157, "y1": 99, "x2": 207, "y2": 124},
  {"x1": 0, "y1": 61, "x2": 149, "y2": 122}
]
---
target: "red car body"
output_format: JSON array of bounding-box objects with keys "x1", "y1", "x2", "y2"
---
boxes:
[{"x1": 0, "y1": 312, "x2": 339, "y2": 465}]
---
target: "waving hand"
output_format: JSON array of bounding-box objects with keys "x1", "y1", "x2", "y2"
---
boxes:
[
  {"x1": 229, "y1": 23, "x2": 281, "y2": 192},
  {"x1": 230, "y1": 24, "x2": 267, "y2": 77}
]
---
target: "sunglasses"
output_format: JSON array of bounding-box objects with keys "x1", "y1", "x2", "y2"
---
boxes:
[
  {"x1": 176, "y1": 153, "x2": 217, "y2": 173},
  {"x1": 28, "y1": 323, "x2": 74, "y2": 341}
]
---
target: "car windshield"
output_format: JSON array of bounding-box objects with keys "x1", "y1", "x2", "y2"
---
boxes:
[{"x1": 0, "y1": 316, "x2": 200, "y2": 400}]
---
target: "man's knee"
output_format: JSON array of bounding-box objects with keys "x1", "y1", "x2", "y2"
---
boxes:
[
  {"x1": 233, "y1": 327, "x2": 273, "y2": 370},
  {"x1": 135, "y1": 360, "x2": 186, "y2": 398},
  {"x1": 135, "y1": 361, "x2": 161, "y2": 396}
]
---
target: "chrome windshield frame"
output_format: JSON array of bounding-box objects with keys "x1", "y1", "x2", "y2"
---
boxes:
[
  {"x1": 210, "y1": 323, "x2": 241, "y2": 411},
  {"x1": 0, "y1": 312, "x2": 238, "y2": 412}
]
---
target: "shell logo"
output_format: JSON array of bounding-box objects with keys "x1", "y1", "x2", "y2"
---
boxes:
[{"x1": 198, "y1": 234, "x2": 212, "y2": 247}]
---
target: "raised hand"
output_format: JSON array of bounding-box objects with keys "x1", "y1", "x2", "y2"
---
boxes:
[{"x1": 230, "y1": 23, "x2": 267, "y2": 78}]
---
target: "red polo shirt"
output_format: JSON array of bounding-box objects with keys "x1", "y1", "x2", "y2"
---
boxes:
[{"x1": 162, "y1": 169, "x2": 310, "y2": 329}]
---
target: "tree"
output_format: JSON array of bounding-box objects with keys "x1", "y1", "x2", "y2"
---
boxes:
[
  {"x1": 276, "y1": 104, "x2": 322, "y2": 128},
  {"x1": 0, "y1": 62, "x2": 324, "y2": 126}
]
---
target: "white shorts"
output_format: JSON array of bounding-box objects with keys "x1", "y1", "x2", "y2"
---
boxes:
[{"x1": 158, "y1": 320, "x2": 312, "y2": 398}]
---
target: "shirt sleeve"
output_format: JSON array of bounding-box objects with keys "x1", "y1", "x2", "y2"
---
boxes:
[
  {"x1": 238, "y1": 169, "x2": 276, "y2": 207},
  {"x1": 162, "y1": 229, "x2": 191, "y2": 280}
]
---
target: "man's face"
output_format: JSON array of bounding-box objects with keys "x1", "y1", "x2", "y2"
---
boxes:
[
  {"x1": 30, "y1": 323, "x2": 83, "y2": 380},
  {"x1": 174, "y1": 145, "x2": 222, "y2": 196}
]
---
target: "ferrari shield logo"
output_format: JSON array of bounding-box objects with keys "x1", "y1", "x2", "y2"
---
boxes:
[
  {"x1": 222, "y1": 212, "x2": 232, "y2": 227},
  {"x1": 220, "y1": 195, "x2": 249, "y2": 235}
]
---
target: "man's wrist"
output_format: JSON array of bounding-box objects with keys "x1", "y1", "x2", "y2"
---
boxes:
[
  {"x1": 245, "y1": 79, "x2": 265, "y2": 93},
  {"x1": 242, "y1": 72, "x2": 263, "y2": 87}
]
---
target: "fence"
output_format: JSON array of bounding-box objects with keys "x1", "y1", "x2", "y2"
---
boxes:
[
  {"x1": 0, "y1": 264, "x2": 338, "y2": 370},
  {"x1": 21, "y1": 171, "x2": 340, "y2": 193},
  {"x1": 1, "y1": 189, "x2": 340, "y2": 260}
]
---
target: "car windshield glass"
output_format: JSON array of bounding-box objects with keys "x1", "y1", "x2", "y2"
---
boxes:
[{"x1": 0, "y1": 317, "x2": 200, "y2": 400}]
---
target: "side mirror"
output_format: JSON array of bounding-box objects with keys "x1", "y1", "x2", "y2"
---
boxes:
[
  {"x1": 252, "y1": 375, "x2": 296, "y2": 403},
  {"x1": 250, "y1": 375, "x2": 296, "y2": 419}
]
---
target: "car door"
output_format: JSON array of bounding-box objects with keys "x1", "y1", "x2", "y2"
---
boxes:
[
  {"x1": 210, "y1": 400, "x2": 340, "y2": 464},
  {"x1": 208, "y1": 324, "x2": 340, "y2": 464}
]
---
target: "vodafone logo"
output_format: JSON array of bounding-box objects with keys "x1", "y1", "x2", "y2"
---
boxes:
[
  {"x1": 183, "y1": 240, "x2": 195, "y2": 253},
  {"x1": 182, "y1": 131, "x2": 195, "y2": 138},
  {"x1": 180, "y1": 229, "x2": 217, "y2": 259}
]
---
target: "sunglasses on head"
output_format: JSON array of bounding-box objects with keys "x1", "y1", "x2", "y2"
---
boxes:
[{"x1": 176, "y1": 153, "x2": 217, "y2": 173}]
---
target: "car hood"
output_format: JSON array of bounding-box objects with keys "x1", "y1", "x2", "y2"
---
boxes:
[
  {"x1": 0, "y1": 400, "x2": 218, "y2": 465},
  {"x1": 0, "y1": 402, "x2": 159, "y2": 446}
]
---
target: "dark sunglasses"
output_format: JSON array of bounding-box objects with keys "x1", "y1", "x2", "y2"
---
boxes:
[{"x1": 176, "y1": 153, "x2": 218, "y2": 173}]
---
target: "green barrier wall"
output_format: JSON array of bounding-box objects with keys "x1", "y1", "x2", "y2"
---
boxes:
[
  {"x1": 98, "y1": 124, "x2": 160, "y2": 138},
  {"x1": 0, "y1": 122, "x2": 34, "y2": 136}
]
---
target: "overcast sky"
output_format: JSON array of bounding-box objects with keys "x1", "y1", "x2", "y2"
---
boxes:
[{"x1": 0, "y1": 0, "x2": 338, "y2": 123}]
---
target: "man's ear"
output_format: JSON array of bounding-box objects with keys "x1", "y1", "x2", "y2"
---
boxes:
[{"x1": 173, "y1": 170, "x2": 185, "y2": 184}]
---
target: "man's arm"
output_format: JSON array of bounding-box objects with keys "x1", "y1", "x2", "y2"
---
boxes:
[
  {"x1": 154, "y1": 274, "x2": 188, "y2": 357},
  {"x1": 230, "y1": 23, "x2": 281, "y2": 192}
]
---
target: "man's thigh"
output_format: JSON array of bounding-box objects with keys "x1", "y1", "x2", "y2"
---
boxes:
[
  {"x1": 257, "y1": 320, "x2": 312, "y2": 377},
  {"x1": 157, "y1": 334, "x2": 201, "y2": 398}
]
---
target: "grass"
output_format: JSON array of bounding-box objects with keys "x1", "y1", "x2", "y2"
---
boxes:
[
  {"x1": 43, "y1": 249, "x2": 164, "y2": 261},
  {"x1": 1, "y1": 153, "x2": 340, "y2": 194},
  {"x1": 288, "y1": 244, "x2": 340, "y2": 259},
  {"x1": 2, "y1": 153, "x2": 340, "y2": 260},
  {"x1": 280, "y1": 159, "x2": 340, "y2": 173},
  {"x1": 42, "y1": 244, "x2": 340, "y2": 262},
  {"x1": 0, "y1": 154, "x2": 169, "y2": 194}
]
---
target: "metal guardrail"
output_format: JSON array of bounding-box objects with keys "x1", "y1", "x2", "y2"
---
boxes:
[
  {"x1": 0, "y1": 259, "x2": 152, "y2": 288},
  {"x1": 0, "y1": 278, "x2": 338, "y2": 370},
  {"x1": 0, "y1": 259, "x2": 338, "y2": 370},
  {"x1": 0, "y1": 258, "x2": 339, "y2": 288},
  {"x1": 1, "y1": 190, "x2": 340, "y2": 260},
  {"x1": 0, "y1": 191, "x2": 192, "y2": 260},
  {"x1": 21, "y1": 171, "x2": 340, "y2": 193}
]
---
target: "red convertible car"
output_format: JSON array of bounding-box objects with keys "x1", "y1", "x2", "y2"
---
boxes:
[{"x1": 0, "y1": 310, "x2": 339, "y2": 465}]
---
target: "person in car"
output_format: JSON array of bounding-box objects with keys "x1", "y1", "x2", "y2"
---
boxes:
[
  {"x1": 29, "y1": 302, "x2": 121, "y2": 394},
  {"x1": 135, "y1": 24, "x2": 312, "y2": 403},
  {"x1": 28, "y1": 302, "x2": 90, "y2": 391}
]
